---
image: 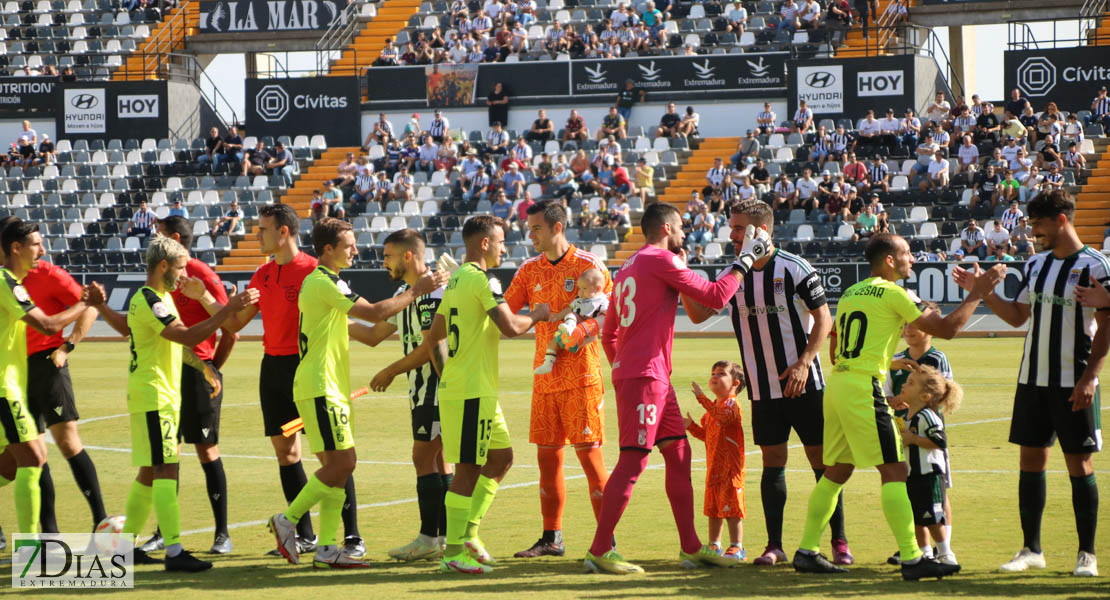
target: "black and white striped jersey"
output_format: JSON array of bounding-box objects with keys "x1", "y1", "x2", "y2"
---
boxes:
[
  {"x1": 907, "y1": 407, "x2": 947, "y2": 477},
  {"x1": 388, "y1": 282, "x2": 445, "y2": 409},
  {"x1": 1017, "y1": 247, "x2": 1110, "y2": 388},
  {"x1": 726, "y1": 249, "x2": 827, "y2": 401}
]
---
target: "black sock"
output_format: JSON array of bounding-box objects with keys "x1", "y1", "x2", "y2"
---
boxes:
[
  {"x1": 279, "y1": 462, "x2": 315, "y2": 540},
  {"x1": 1070, "y1": 474, "x2": 1098, "y2": 554},
  {"x1": 342, "y1": 474, "x2": 359, "y2": 538},
  {"x1": 416, "y1": 474, "x2": 443, "y2": 538},
  {"x1": 67, "y1": 450, "x2": 107, "y2": 526},
  {"x1": 39, "y1": 462, "x2": 58, "y2": 534},
  {"x1": 761, "y1": 467, "x2": 786, "y2": 548},
  {"x1": 201, "y1": 458, "x2": 228, "y2": 536},
  {"x1": 543, "y1": 529, "x2": 564, "y2": 544},
  {"x1": 1019, "y1": 470, "x2": 1046, "y2": 554},
  {"x1": 438, "y1": 473, "x2": 453, "y2": 538},
  {"x1": 816, "y1": 468, "x2": 847, "y2": 541}
]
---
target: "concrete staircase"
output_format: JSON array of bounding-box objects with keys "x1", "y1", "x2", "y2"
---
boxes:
[
  {"x1": 835, "y1": 0, "x2": 914, "y2": 58},
  {"x1": 326, "y1": 0, "x2": 421, "y2": 80},
  {"x1": 113, "y1": 3, "x2": 198, "y2": 80},
  {"x1": 215, "y1": 146, "x2": 359, "y2": 272},
  {"x1": 610, "y1": 136, "x2": 738, "y2": 265},
  {"x1": 1074, "y1": 140, "x2": 1110, "y2": 246}
]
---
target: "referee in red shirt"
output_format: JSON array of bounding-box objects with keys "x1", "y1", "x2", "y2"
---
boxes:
[
  {"x1": 144, "y1": 215, "x2": 238, "y2": 554},
  {"x1": 0, "y1": 216, "x2": 104, "y2": 534},
  {"x1": 216, "y1": 203, "x2": 364, "y2": 557}
]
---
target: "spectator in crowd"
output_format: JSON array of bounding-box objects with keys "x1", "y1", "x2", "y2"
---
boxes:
[
  {"x1": 219, "y1": 125, "x2": 243, "y2": 166},
  {"x1": 819, "y1": 174, "x2": 849, "y2": 224},
  {"x1": 1018, "y1": 105, "x2": 1039, "y2": 143},
  {"x1": 779, "y1": 0, "x2": 801, "y2": 34},
  {"x1": 322, "y1": 180, "x2": 345, "y2": 219},
  {"x1": 611, "y1": 159, "x2": 633, "y2": 197},
  {"x1": 956, "y1": 135, "x2": 979, "y2": 177},
  {"x1": 334, "y1": 151, "x2": 359, "y2": 191},
  {"x1": 951, "y1": 105, "x2": 977, "y2": 148},
  {"x1": 502, "y1": 162, "x2": 527, "y2": 198},
  {"x1": 16, "y1": 120, "x2": 36, "y2": 169},
  {"x1": 998, "y1": 167, "x2": 1021, "y2": 203},
  {"x1": 999, "y1": 200, "x2": 1023, "y2": 231},
  {"x1": 655, "y1": 103, "x2": 683, "y2": 139},
  {"x1": 854, "y1": 110, "x2": 882, "y2": 157},
  {"x1": 732, "y1": 129, "x2": 761, "y2": 168},
  {"x1": 842, "y1": 152, "x2": 867, "y2": 189},
  {"x1": 34, "y1": 135, "x2": 53, "y2": 167},
  {"x1": 268, "y1": 141, "x2": 296, "y2": 186},
  {"x1": 127, "y1": 199, "x2": 155, "y2": 237},
  {"x1": 919, "y1": 152, "x2": 949, "y2": 191},
  {"x1": 792, "y1": 100, "x2": 814, "y2": 134},
  {"x1": 351, "y1": 165, "x2": 377, "y2": 209},
  {"x1": 866, "y1": 154, "x2": 890, "y2": 193},
  {"x1": 563, "y1": 110, "x2": 589, "y2": 143},
  {"x1": 795, "y1": 167, "x2": 819, "y2": 212},
  {"x1": 376, "y1": 38, "x2": 399, "y2": 66},
  {"x1": 772, "y1": 172, "x2": 797, "y2": 209},
  {"x1": 749, "y1": 158, "x2": 771, "y2": 196},
  {"x1": 703, "y1": 157, "x2": 729, "y2": 198},
  {"x1": 1035, "y1": 133, "x2": 1061, "y2": 170},
  {"x1": 60, "y1": 66, "x2": 76, "y2": 82},
  {"x1": 986, "y1": 219, "x2": 1012, "y2": 257},
  {"x1": 679, "y1": 106, "x2": 700, "y2": 137},
  {"x1": 490, "y1": 190, "x2": 513, "y2": 221},
  {"x1": 986, "y1": 146, "x2": 1007, "y2": 170},
  {"x1": 799, "y1": 0, "x2": 822, "y2": 29},
  {"x1": 756, "y1": 102, "x2": 777, "y2": 135},
  {"x1": 687, "y1": 203, "x2": 715, "y2": 249},
  {"x1": 878, "y1": 108, "x2": 901, "y2": 154},
  {"x1": 1011, "y1": 216, "x2": 1033, "y2": 256},
  {"x1": 987, "y1": 243, "x2": 1015, "y2": 262},
  {"x1": 598, "y1": 106, "x2": 628, "y2": 140},
  {"x1": 830, "y1": 123, "x2": 852, "y2": 161},
  {"x1": 911, "y1": 132, "x2": 938, "y2": 178},
  {"x1": 1004, "y1": 87, "x2": 1030, "y2": 119},
  {"x1": 197, "y1": 126, "x2": 224, "y2": 169},
  {"x1": 427, "y1": 109, "x2": 450, "y2": 143},
  {"x1": 391, "y1": 165, "x2": 415, "y2": 203},
  {"x1": 310, "y1": 189, "x2": 326, "y2": 223},
  {"x1": 463, "y1": 162, "x2": 491, "y2": 203},
  {"x1": 972, "y1": 163, "x2": 1001, "y2": 210},
  {"x1": 510, "y1": 136, "x2": 533, "y2": 169},
  {"x1": 615, "y1": 79, "x2": 644, "y2": 124},
  {"x1": 213, "y1": 200, "x2": 245, "y2": 236},
  {"x1": 403, "y1": 113, "x2": 422, "y2": 138},
  {"x1": 485, "y1": 121, "x2": 510, "y2": 157},
  {"x1": 369, "y1": 113, "x2": 395, "y2": 147},
  {"x1": 852, "y1": 202, "x2": 878, "y2": 241},
  {"x1": 1011, "y1": 147, "x2": 1033, "y2": 182},
  {"x1": 1062, "y1": 112, "x2": 1084, "y2": 146},
  {"x1": 925, "y1": 91, "x2": 951, "y2": 129},
  {"x1": 242, "y1": 140, "x2": 271, "y2": 177},
  {"x1": 416, "y1": 136, "x2": 440, "y2": 175},
  {"x1": 641, "y1": 1, "x2": 667, "y2": 46},
  {"x1": 959, "y1": 218, "x2": 987, "y2": 259},
  {"x1": 1043, "y1": 163, "x2": 1065, "y2": 192},
  {"x1": 487, "y1": 81, "x2": 509, "y2": 126},
  {"x1": 810, "y1": 125, "x2": 833, "y2": 169},
  {"x1": 1090, "y1": 86, "x2": 1110, "y2": 132},
  {"x1": 1064, "y1": 141, "x2": 1086, "y2": 171},
  {"x1": 632, "y1": 156, "x2": 654, "y2": 202},
  {"x1": 551, "y1": 162, "x2": 577, "y2": 200},
  {"x1": 436, "y1": 144, "x2": 458, "y2": 173},
  {"x1": 168, "y1": 199, "x2": 187, "y2": 219},
  {"x1": 1000, "y1": 135, "x2": 1021, "y2": 167},
  {"x1": 1038, "y1": 102, "x2": 1063, "y2": 140},
  {"x1": 930, "y1": 122, "x2": 951, "y2": 151},
  {"x1": 527, "y1": 109, "x2": 555, "y2": 142}
]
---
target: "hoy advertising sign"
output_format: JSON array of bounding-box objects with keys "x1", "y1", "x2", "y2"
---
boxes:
[
  {"x1": 1005, "y1": 46, "x2": 1110, "y2": 110},
  {"x1": 788, "y1": 56, "x2": 917, "y2": 121},
  {"x1": 245, "y1": 77, "x2": 360, "y2": 146}
]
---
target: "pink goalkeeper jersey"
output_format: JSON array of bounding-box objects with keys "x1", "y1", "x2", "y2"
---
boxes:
[{"x1": 603, "y1": 245, "x2": 740, "y2": 382}]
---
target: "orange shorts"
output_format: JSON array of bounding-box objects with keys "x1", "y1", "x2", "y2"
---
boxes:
[
  {"x1": 530, "y1": 381, "x2": 605, "y2": 446},
  {"x1": 704, "y1": 483, "x2": 745, "y2": 519}
]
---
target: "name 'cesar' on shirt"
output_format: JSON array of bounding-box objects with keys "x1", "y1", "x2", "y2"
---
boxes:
[{"x1": 841, "y1": 284, "x2": 888, "y2": 299}]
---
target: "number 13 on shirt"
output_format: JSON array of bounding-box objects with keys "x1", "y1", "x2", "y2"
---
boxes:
[{"x1": 615, "y1": 277, "x2": 637, "y2": 327}]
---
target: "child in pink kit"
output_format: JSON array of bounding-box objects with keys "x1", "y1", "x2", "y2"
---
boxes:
[
  {"x1": 584, "y1": 202, "x2": 770, "y2": 574},
  {"x1": 686, "y1": 360, "x2": 747, "y2": 561}
]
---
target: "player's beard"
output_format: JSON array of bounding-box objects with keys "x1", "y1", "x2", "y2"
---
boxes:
[
  {"x1": 163, "y1": 271, "x2": 178, "y2": 290},
  {"x1": 387, "y1": 264, "x2": 405, "y2": 281}
]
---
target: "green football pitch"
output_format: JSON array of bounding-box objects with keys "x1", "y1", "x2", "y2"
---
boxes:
[{"x1": 2, "y1": 337, "x2": 1108, "y2": 599}]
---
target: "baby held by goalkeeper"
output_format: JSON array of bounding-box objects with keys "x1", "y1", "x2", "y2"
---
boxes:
[{"x1": 534, "y1": 268, "x2": 608, "y2": 375}]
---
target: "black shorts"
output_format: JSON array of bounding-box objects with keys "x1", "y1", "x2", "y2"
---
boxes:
[
  {"x1": 260, "y1": 353, "x2": 300, "y2": 437},
  {"x1": 179, "y1": 360, "x2": 222, "y2": 444},
  {"x1": 907, "y1": 473, "x2": 946, "y2": 526},
  {"x1": 750, "y1": 389, "x2": 824, "y2": 447},
  {"x1": 27, "y1": 347, "x2": 78, "y2": 433},
  {"x1": 411, "y1": 395, "x2": 441, "y2": 442},
  {"x1": 1009, "y1": 383, "x2": 1102, "y2": 454}
]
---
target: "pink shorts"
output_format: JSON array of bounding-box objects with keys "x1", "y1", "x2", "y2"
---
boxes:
[{"x1": 614, "y1": 377, "x2": 687, "y2": 451}]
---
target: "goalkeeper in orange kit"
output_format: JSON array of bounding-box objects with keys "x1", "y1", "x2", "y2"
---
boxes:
[{"x1": 686, "y1": 360, "x2": 747, "y2": 561}]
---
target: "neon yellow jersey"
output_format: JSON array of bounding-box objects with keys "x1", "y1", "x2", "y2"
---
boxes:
[
  {"x1": 127, "y1": 286, "x2": 181, "y2": 413},
  {"x1": 832, "y1": 276, "x2": 923, "y2": 383},
  {"x1": 437, "y1": 263, "x2": 505, "y2": 400},
  {"x1": 0, "y1": 268, "x2": 34, "y2": 401},
  {"x1": 293, "y1": 266, "x2": 359, "y2": 401}
]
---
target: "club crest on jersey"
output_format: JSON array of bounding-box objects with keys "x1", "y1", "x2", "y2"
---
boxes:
[
  {"x1": 1068, "y1": 268, "x2": 1081, "y2": 287},
  {"x1": 12, "y1": 284, "x2": 29, "y2": 303},
  {"x1": 337, "y1": 279, "x2": 352, "y2": 296},
  {"x1": 773, "y1": 278, "x2": 784, "y2": 296},
  {"x1": 637, "y1": 429, "x2": 647, "y2": 446},
  {"x1": 152, "y1": 302, "x2": 170, "y2": 319},
  {"x1": 565, "y1": 278, "x2": 575, "y2": 292}
]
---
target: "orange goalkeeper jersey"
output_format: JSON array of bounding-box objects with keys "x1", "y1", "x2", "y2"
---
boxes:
[
  {"x1": 687, "y1": 394, "x2": 745, "y2": 489},
  {"x1": 504, "y1": 245, "x2": 612, "y2": 393}
]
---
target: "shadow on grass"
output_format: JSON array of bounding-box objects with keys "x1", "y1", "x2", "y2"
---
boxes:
[{"x1": 40, "y1": 555, "x2": 1107, "y2": 598}]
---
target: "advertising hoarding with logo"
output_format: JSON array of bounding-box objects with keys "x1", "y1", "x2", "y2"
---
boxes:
[
  {"x1": 570, "y1": 53, "x2": 786, "y2": 95},
  {"x1": 55, "y1": 81, "x2": 167, "y2": 140},
  {"x1": 246, "y1": 76, "x2": 361, "y2": 146},
  {"x1": 1005, "y1": 47, "x2": 1110, "y2": 111},
  {"x1": 787, "y1": 56, "x2": 917, "y2": 121},
  {"x1": 0, "y1": 78, "x2": 57, "y2": 113},
  {"x1": 198, "y1": 0, "x2": 348, "y2": 32}
]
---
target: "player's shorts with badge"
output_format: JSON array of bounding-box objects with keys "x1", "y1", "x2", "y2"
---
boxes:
[
  {"x1": 822, "y1": 372, "x2": 904, "y2": 468},
  {"x1": 179, "y1": 360, "x2": 222, "y2": 444},
  {"x1": 615, "y1": 377, "x2": 687, "y2": 451},
  {"x1": 295, "y1": 395, "x2": 355, "y2": 452},
  {"x1": 129, "y1": 405, "x2": 180, "y2": 467},
  {"x1": 907, "y1": 473, "x2": 947, "y2": 526},
  {"x1": 1010, "y1": 383, "x2": 1102, "y2": 454},
  {"x1": 27, "y1": 347, "x2": 78, "y2": 433},
  {"x1": 0, "y1": 395, "x2": 36, "y2": 445},
  {"x1": 530, "y1": 381, "x2": 605, "y2": 446},
  {"x1": 411, "y1": 395, "x2": 441, "y2": 442},
  {"x1": 440, "y1": 395, "x2": 510, "y2": 466}
]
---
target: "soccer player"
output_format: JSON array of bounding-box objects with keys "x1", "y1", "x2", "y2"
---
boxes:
[
  {"x1": 425, "y1": 215, "x2": 550, "y2": 574},
  {"x1": 792, "y1": 232, "x2": 998, "y2": 580},
  {"x1": 86, "y1": 235, "x2": 258, "y2": 572},
  {"x1": 957, "y1": 190, "x2": 1106, "y2": 577},
  {"x1": 141, "y1": 215, "x2": 238, "y2": 554},
  {"x1": 683, "y1": 199, "x2": 852, "y2": 566},
  {"x1": 0, "y1": 216, "x2": 103, "y2": 534},
  {"x1": 585, "y1": 201, "x2": 767, "y2": 574},
  {"x1": 268, "y1": 218, "x2": 446, "y2": 569},
  {"x1": 359, "y1": 229, "x2": 452, "y2": 561},
  {"x1": 0, "y1": 220, "x2": 92, "y2": 541},
  {"x1": 503, "y1": 200, "x2": 612, "y2": 558}
]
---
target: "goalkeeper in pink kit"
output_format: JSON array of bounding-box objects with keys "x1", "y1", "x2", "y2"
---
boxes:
[{"x1": 584, "y1": 202, "x2": 772, "y2": 574}]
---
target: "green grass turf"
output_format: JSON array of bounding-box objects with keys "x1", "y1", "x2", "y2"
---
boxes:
[{"x1": 2, "y1": 337, "x2": 1108, "y2": 598}]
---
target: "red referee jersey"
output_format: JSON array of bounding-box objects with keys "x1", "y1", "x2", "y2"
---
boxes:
[
  {"x1": 248, "y1": 251, "x2": 317, "y2": 356},
  {"x1": 171, "y1": 257, "x2": 229, "y2": 361},
  {"x1": 24, "y1": 260, "x2": 82, "y2": 355}
]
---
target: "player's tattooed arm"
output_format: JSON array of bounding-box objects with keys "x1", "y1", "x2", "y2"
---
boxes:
[{"x1": 183, "y1": 348, "x2": 222, "y2": 399}]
